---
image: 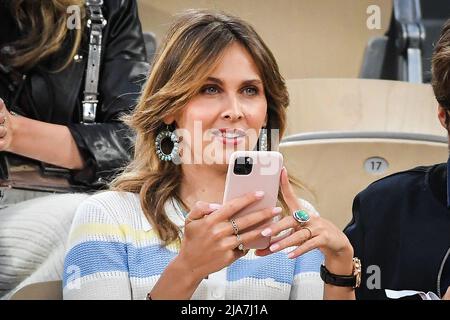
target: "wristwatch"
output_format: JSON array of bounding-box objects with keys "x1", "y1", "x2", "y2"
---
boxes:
[{"x1": 320, "y1": 257, "x2": 362, "y2": 288}]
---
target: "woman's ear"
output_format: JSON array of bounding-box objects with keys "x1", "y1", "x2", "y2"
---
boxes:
[
  {"x1": 438, "y1": 105, "x2": 448, "y2": 129},
  {"x1": 163, "y1": 115, "x2": 175, "y2": 126}
]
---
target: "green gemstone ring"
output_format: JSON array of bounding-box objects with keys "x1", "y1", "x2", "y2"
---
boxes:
[{"x1": 293, "y1": 209, "x2": 310, "y2": 224}]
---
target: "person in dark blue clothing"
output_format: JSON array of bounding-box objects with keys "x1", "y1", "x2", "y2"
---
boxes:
[{"x1": 344, "y1": 20, "x2": 450, "y2": 300}]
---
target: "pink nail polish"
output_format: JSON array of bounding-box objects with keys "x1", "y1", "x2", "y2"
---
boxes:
[
  {"x1": 209, "y1": 203, "x2": 222, "y2": 210},
  {"x1": 287, "y1": 252, "x2": 295, "y2": 258},
  {"x1": 255, "y1": 191, "x2": 265, "y2": 199},
  {"x1": 261, "y1": 228, "x2": 272, "y2": 237},
  {"x1": 272, "y1": 207, "x2": 282, "y2": 214},
  {"x1": 269, "y1": 244, "x2": 279, "y2": 252}
]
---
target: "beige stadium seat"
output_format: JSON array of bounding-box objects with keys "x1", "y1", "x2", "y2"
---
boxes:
[
  {"x1": 285, "y1": 79, "x2": 444, "y2": 137},
  {"x1": 10, "y1": 280, "x2": 62, "y2": 300},
  {"x1": 280, "y1": 132, "x2": 448, "y2": 230}
]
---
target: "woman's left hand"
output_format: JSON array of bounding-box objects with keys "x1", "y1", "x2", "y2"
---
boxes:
[{"x1": 255, "y1": 167, "x2": 354, "y2": 273}]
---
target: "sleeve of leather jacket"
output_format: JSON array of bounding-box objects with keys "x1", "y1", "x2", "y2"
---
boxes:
[{"x1": 68, "y1": 0, "x2": 149, "y2": 186}]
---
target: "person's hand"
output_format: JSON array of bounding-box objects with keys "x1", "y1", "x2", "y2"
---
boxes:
[
  {"x1": 0, "y1": 98, "x2": 15, "y2": 152},
  {"x1": 175, "y1": 192, "x2": 282, "y2": 281},
  {"x1": 443, "y1": 286, "x2": 450, "y2": 300},
  {"x1": 255, "y1": 167, "x2": 354, "y2": 274}
]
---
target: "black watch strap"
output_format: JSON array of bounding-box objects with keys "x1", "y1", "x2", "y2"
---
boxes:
[{"x1": 320, "y1": 264, "x2": 357, "y2": 288}]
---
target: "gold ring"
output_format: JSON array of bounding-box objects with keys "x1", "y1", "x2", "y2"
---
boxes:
[
  {"x1": 300, "y1": 227, "x2": 313, "y2": 240},
  {"x1": 236, "y1": 234, "x2": 245, "y2": 251}
]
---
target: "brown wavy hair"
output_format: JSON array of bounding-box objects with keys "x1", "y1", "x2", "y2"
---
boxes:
[
  {"x1": 111, "y1": 9, "x2": 290, "y2": 244},
  {"x1": 2, "y1": 0, "x2": 85, "y2": 71}
]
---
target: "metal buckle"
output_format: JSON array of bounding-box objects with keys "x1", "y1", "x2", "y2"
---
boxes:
[
  {"x1": 86, "y1": 0, "x2": 107, "y2": 28},
  {"x1": 87, "y1": 16, "x2": 107, "y2": 29},
  {"x1": 82, "y1": 100, "x2": 97, "y2": 123}
]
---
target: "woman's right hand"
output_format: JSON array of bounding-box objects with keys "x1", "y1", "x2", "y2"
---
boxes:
[
  {"x1": 150, "y1": 191, "x2": 281, "y2": 299},
  {"x1": 0, "y1": 98, "x2": 15, "y2": 152},
  {"x1": 175, "y1": 191, "x2": 281, "y2": 282}
]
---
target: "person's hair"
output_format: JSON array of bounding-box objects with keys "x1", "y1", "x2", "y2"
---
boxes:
[
  {"x1": 432, "y1": 19, "x2": 450, "y2": 128},
  {"x1": 2, "y1": 0, "x2": 85, "y2": 71},
  {"x1": 111, "y1": 9, "x2": 290, "y2": 244}
]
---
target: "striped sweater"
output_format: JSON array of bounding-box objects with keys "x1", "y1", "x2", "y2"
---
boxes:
[{"x1": 63, "y1": 191, "x2": 325, "y2": 300}]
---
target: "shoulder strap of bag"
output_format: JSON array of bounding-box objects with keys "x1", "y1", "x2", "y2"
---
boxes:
[{"x1": 82, "y1": 0, "x2": 107, "y2": 123}]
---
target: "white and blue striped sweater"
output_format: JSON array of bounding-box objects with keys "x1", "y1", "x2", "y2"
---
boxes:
[{"x1": 63, "y1": 191, "x2": 324, "y2": 300}]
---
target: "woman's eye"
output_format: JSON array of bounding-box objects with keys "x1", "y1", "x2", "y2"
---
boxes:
[
  {"x1": 243, "y1": 87, "x2": 258, "y2": 96},
  {"x1": 202, "y1": 85, "x2": 220, "y2": 95}
]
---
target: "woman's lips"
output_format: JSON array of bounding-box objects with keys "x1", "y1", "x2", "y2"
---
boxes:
[{"x1": 211, "y1": 128, "x2": 247, "y2": 145}]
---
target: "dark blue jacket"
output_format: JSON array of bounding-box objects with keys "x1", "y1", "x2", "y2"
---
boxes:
[{"x1": 344, "y1": 163, "x2": 450, "y2": 299}]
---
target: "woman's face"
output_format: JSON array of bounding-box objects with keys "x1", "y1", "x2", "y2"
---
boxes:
[{"x1": 171, "y1": 42, "x2": 268, "y2": 167}]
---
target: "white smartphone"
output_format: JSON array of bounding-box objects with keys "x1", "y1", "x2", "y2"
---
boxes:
[{"x1": 223, "y1": 151, "x2": 283, "y2": 249}]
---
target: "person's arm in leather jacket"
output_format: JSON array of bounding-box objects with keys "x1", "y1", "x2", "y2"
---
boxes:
[
  {"x1": 0, "y1": 101, "x2": 84, "y2": 170},
  {"x1": 68, "y1": 0, "x2": 149, "y2": 186},
  {"x1": 0, "y1": 0, "x2": 149, "y2": 188}
]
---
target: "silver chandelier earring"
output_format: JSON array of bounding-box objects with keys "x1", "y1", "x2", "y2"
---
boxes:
[
  {"x1": 155, "y1": 125, "x2": 181, "y2": 164},
  {"x1": 259, "y1": 127, "x2": 268, "y2": 151}
]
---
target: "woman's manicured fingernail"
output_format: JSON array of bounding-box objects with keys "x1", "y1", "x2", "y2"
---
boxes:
[
  {"x1": 287, "y1": 252, "x2": 295, "y2": 258},
  {"x1": 261, "y1": 228, "x2": 272, "y2": 237},
  {"x1": 255, "y1": 191, "x2": 265, "y2": 199},
  {"x1": 269, "y1": 243, "x2": 279, "y2": 252},
  {"x1": 272, "y1": 207, "x2": 282, "y2": 214},
  {"x1": 209, "y1": 203, "x2": 222, "y2": 210}
]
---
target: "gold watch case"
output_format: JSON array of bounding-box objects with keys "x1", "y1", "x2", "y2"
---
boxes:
[{"x1": 353, "y1": 257, "x2": 362, "y2": 288}]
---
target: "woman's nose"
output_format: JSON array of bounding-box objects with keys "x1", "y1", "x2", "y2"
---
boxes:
[{"x1": 221, "y1": 96, "x2": 244, "y2": 121}]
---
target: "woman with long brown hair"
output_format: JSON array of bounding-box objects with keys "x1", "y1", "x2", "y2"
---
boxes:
[
  {"x1": 0, "y1": 0, "x2": 148, "y2": 298},
  {"x1": 63, "y1": 9, "x2": 358, "y2": 300},
  {"x1": 0, "y1": 0, "x2": 148, "y2": 192}
]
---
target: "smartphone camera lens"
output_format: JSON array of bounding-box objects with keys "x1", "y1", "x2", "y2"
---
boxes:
[{"x1": 234, "y1": 156, "x2": 253, "y2": 175}]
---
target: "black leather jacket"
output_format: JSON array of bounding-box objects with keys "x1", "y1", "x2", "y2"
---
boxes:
[{"x1": 0, "y1": 0, "x2": 149, "y2": 188}]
